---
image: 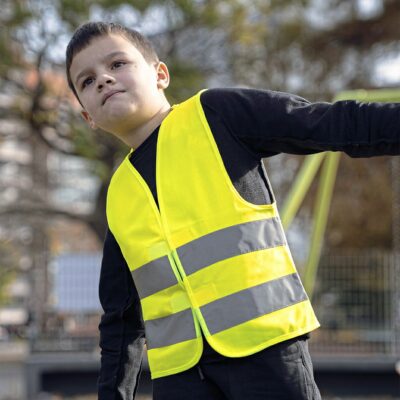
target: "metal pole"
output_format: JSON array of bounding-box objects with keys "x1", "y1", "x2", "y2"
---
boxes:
[
  {"x1": 303, "y1": 151, "x2": 341, "y2": 298},
  {"x1": 281, "y1": 153, "x2": 325, "y2": 229}
]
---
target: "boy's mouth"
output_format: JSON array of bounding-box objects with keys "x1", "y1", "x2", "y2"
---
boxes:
[{"x1": 102, "y1": 90, "x2": 125, "y2": 105}]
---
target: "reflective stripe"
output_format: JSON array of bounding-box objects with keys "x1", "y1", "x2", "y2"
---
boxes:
[
  {"x1": 200, "y1": 273, "x2": 307, "y2": 335},
  {"x1": 145, "y1": 308, "x2": 197, "y2": 349},
  {"x1": 177, "y1": 218, "x2": 286, "y2": 275},
  {"x1": 132, "y1": 256, "x2": 177, "y2": 299}
]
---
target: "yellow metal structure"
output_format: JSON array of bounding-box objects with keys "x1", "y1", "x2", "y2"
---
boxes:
[{"x1": 280, "y1": 88, "x2": 400, "y2": 298}]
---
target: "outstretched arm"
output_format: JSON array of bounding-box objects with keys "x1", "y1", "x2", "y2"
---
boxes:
[{"x1": 201, "y1": 88, "x2": 400, "y2": 158}]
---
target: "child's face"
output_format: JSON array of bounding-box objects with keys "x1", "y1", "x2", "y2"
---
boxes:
[{"x1": 69, "y1": 33, "x2": 169, "y2": 137}]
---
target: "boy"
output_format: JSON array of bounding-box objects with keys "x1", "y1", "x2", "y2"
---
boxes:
[{"x1": 66, "y1": 22, "x2": 400, "y2": 400}]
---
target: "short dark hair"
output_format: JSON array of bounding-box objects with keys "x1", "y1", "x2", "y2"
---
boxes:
[{"x1": 66, "y1": 21, "x2": 159, "y2": 101}]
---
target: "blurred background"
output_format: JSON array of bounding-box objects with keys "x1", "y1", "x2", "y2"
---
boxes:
[{"x1": 0, "y1": 0, "x2": 400, "y2": 399}]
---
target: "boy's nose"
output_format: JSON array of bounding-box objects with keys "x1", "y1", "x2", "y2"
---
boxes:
[{"x1": 97, "y1": 77, "x2": 115, "y2": 91}]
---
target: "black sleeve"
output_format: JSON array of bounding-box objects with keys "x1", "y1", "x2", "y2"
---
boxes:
[
  {"x1": 98, "y1": 229, "x2": 145, "y2": 400},
  {"x1": 201, "y1": 88, "x2": 400, "y2": 158}
]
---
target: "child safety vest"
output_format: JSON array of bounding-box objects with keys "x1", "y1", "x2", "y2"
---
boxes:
[{"x1": 106, "y1": 91, "x2": 320, "y2": 379}]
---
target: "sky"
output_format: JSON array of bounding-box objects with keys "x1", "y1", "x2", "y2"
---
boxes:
[{"x1": 375, "y1": 56, "x2": 400, "y2": 85}]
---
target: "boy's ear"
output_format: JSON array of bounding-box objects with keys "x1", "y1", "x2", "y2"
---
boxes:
[
  {"x1": 156, "y1": 62, "x2": 170, "y2": 90},
  {"x1": 81, "y1": 110, "x2": 97, "y2": 130}
]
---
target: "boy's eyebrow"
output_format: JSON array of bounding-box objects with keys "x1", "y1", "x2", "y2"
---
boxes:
[{"x1": 74, "y1": 51, "x2": 128, "y2": 86}]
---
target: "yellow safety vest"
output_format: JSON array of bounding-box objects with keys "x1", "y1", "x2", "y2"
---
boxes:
[{"x1": 106, "y1": 90, "x2": 320, "y2": 379}]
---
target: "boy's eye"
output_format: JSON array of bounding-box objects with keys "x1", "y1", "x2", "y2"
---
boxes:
[
  {"x1": 111, "y1": 61, "x2": 125, "y2": 69},
  {"x1": 82, "y1": 77, "x2": 94, "y2": 89}
]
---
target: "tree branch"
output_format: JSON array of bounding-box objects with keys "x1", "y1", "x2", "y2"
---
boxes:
[
  {"x1": 312, "y1": 1, "x2": 400, "y2": 52},
  {"x1": 0, "y1": 204, "x2": 91, "y2": 225}
]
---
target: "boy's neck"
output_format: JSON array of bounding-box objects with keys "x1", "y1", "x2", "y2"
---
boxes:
[{"x1": 118, "y1": 102, "x2": 172, "y2": 150}]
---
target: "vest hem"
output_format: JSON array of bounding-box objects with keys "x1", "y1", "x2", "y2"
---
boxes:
[
  {"x1": 150, "y1": 342, "x2": 203, "y2": 380},
  {"x1": 203, "y1": 322, "x2": 321, "y2": 359},
  {"x1": 150, "y1": 322, "x2": 320, "y2": 379}
]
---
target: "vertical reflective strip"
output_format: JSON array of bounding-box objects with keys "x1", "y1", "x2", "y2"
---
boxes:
[
  {"x1": 145, "y1": 308, "x2": 197, "y2": 349},
  {"x1": 177, "y1": 218, "x2": 286, "y2": 275},
  {"x1": 200, "y1": 273, "x2": 308, "y2": 335},
  {"x1": 131, "y1": 256, "x2": 177, "y2": 299}
]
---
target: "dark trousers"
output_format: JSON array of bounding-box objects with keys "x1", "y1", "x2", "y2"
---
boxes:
[{"x1": 152, "y1": 337, "x2": 321, "y2": 400}]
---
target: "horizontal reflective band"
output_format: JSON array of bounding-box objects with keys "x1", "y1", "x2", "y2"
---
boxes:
[
  {"x1": 177, "y1": 218, "x2": 286, "y2": 275},
  {"x1": 200, "y1": 273, "x2": 308, "y2": 335},
  {"x1": 131, "y1": 256, "x2": 177, "y2": 299},
  {"x1": 145, "y1": 308, "x2": 196, "y2": 349}
]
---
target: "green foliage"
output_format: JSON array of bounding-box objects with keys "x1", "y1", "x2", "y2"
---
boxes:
[
  {"x1": 0, "y1": 1, "x2": 30, "y2": 75},
  {"x1": 58, "y1": 0, "x2": 156, "y2": 27},
  {"x1": 3, "y1": 1, "x2": 32, "y2": 26},
  {"x1": 0, "y1": 241, "x2": 19, "y2": 307},
  {"x1": 58, "y1": 0, "x2": 91, "y2": 26},
  {"x1": 0, "y1": 40, "x2": 13, "y2": 75},
  {"x1": 70, "y1": 122, "x2": 101, "y2": 160},
  {"x1": 0, "y1": 270, "x2": 16, "y2": 307},
  {"x1": 165, "y1": 58, "x2": 206, "y2": 104},
  {"x1": 12, "y1": 8, "x2": 31, "y2": 26}
]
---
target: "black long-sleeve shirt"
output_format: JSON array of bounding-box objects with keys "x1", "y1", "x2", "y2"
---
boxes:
[{"x1": 97, "y1": 88, "x2": 400, "y2": 399}]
